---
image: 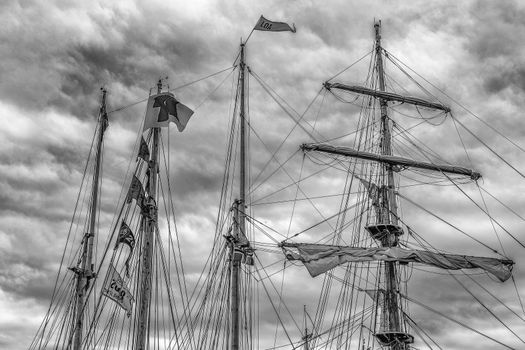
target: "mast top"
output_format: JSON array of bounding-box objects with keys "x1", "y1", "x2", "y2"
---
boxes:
[
  {"x1": 157, "y1": 79, "x2": 163, "y2": 94},
  {"x1": 374, "y1": 20, "x2": 382, "y2": 47}
]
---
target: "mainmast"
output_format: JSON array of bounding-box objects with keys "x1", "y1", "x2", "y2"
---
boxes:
[
  {"x1": 134, "y1": 80, "x2": 162, "y2": 350},
  {"x1": 373, "y1": 21, "x2": 412, "y2": 349},
  {"x1": 284, "y1": 20, "x2": 514, "y2": 350},
  {"x1": 71, "y1": 88, "x2": 108, "y2": 350}
]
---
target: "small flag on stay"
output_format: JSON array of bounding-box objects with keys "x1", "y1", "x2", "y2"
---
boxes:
[
  {"x1": 254, "y1": 16, "x2": 296, "y2": 33},
  {"x1": 116, "y1": 222, "x2": 135, "y2": 277},
  {"x1": 117, "y1": 222, "x2": 135, "y2": 249},
  {"x1": 102, "y1": 264, "x2": 134, "y2": 316},
  {"x1": 143, "y1": 92, "x2": 194, "y2": 132},
  {"x1": 126, "y1": 175, "x2": 145, "y2": 204},
  {"x1": 137, "y1": 137, "x2": 150, "y2": 162}
]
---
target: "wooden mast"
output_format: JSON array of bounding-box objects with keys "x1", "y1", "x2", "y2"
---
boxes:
[
  {"x1": 374, "y1": 21, "x2": 412, "y2": 349},
  {"x1": 72, "y1": 88, "x2": 108, "y2": 350},
  {"x1": 230, "y1": 42, "x2": 246, "y2": 350},
  {"x1": 134, "y1": 80, "x2": 162, "y2": 350},
  {"x1": 303, "y1": 305, "x2": 310, "y2": 350}
]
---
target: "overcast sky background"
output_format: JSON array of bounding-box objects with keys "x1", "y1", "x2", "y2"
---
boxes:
[{"x1": 1, "y1": 0, "x2": 525, "y2": 349}]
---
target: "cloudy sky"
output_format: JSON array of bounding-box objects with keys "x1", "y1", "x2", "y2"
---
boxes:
[{"x1": 1, "y1": 0, "x2": 525, "y2": 349}]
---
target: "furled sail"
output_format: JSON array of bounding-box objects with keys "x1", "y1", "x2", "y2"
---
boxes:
[
  {"x1": 302, "y1": 143, "x2": 482, "y2": 180},
  {"x1": 324, "y1": 82, "x2": 451, "y2": 112},
  {"x1": 281, "y1": 242, "x2": 513, "y2": 282}
]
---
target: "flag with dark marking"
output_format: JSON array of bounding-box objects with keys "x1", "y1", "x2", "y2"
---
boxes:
[
  {"x1": 254, "y1": 16, "x2": 296, "y2": 33},
  {"x1": 102, "y1": 264, "x2": 134, "y2": 316},
  {"x1": 116, "y1": 222, "x2": 135, "y2": 277},
  {"x1": 126, "y1": 175, "x2": 145, "y2": 204},
  {"x1": 137, "y1": 137, "x2": 149, "y2": 162},
  {"x1": 117, "y1": 222, "x2": 135, "y2": 249},
  {"x1": 143, "y1": 92, "x2": 194, "y2": 132}
]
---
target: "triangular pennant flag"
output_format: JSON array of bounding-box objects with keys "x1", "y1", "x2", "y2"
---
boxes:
[
  {"x1": 362, "y1": 289, "x2": 385, "y2": 301},
  {"x1": 254, "y1": 15, "x2": 296, "y2": 33},
  {"x1": 102, "y1": 264, "x2": 134, "y2": 316},
  {"x1": 117, "y1": 222, "x2": 135, "y2": 249},
  {"x1": 143, "y1": 92, "x2": 194, "y2": 132},
  {"x1": 137, "y1": 137, "x2": 150, "y2": 162},
  {"x1": 358, "y1": 177, "x2": 380, "y2": 207}
]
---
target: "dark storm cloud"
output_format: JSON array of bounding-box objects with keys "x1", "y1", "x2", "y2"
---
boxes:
[
  {"x1": 0, "y1": 259, "x2": 55, "y2": 302},
  {"x1": 464, "y1": 1, "x2": 525, "y2": 95},
  {"x1": 0, "y1": 0, "x2": 235, "y2": 122},
  {"x1": 173, "y1": 166, "x2": 222, "y2": 198},
  {"x1": 484, "y1": 67, "x2": 525, "y2": 94}
]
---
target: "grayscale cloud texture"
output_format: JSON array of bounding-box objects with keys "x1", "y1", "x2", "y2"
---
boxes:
[{"x1": 1, "y1": 1, "x2": 525, "y2": 349}]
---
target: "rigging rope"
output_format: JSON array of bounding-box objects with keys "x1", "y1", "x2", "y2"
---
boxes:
[
  {"x1": 448, "y1": 272, "x2": 525, "y2": 343},
  {"x1": 253, "y1": 255, "x2": 296, "y2": 348},
  {"x1": 392, "y1": 119, "x2": 525, "y2": 250},
  {"x1": 107, "y1": 66, "x2": 235, "y2": 114},
  {"x1": 386, "y1": 49, "x2": 525, "y2": 154},
  {"x1": 249, "y1": 68, "x2": 321, "y2": 142},
  {"x1": 326, "y1": 49, "x2": 374, "y2": 82},
  {"x1": 403, "y1": 294, "x2": 517, "y2": 350},
  {"x1": 450, "y1": 112, "x2": 525, "y2": 180},
  {"x1": 397, "y1": 192, "x2": 504, "y2": 255}
]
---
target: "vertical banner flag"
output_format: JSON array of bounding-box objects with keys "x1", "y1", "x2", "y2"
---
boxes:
[
  {"x1": 357, "y1": 177, "x2": 380, "y2": 208},
  {"x1": 117, "y1": 222, "x2": 135, "y2": 277},
  {"x1": 102, "y1": 264, "x2": 134, "y2": 316},
  {"x1": 137, "y1": 137, "x2": 150, "y2": 162},
  {"x1": 126, "y1": 175, "x2": 145, "y2": 204},
  {"x1": 254, "y1": 15, "x2": 296, "y2": 33},
  {"x1": 143, "y1": 92, "x2": 194, "y2": 132}
]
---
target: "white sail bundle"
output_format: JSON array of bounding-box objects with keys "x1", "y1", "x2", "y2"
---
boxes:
[{"x1": 282, "y1": 242, "x2": 513, "y2": 282}]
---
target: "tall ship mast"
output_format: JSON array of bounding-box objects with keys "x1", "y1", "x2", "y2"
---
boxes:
[
  {"x1": 28, "y1": 17, "x2": 524, "y2": 350},
  {"x1": 71, "y1": 88, "x2": 108, "y2": 350},
  {"x1": 30, "y1": 79, "x2": 198, "y2": 349},
  {"x1": 134, "y1": 80, "x2": 162, "y2": 350},
  {"x1": 283, "y1": 21, "x2": 518, "y2": 350}
]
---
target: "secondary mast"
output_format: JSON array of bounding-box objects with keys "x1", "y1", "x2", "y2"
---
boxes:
[
  {"x1": 72, "y1": 88, "x2": 108, "y2": 350},
  {"x1": 134, "y1": 80, "x2": 162, "y2": 350},
  {"x1": 230, "y1": 42, "x2": 247, "y2": 350}
]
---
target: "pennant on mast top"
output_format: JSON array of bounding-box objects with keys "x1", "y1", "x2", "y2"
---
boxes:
[
  {"x1": 143, "y1": 92, "x2": 194, "y2": 132},
  {"x1": 254, "y1": 15, "x2": 296, "y2": 33}
]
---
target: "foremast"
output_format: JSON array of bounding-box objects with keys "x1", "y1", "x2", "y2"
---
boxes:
[
  {"x1": 71, "y1": 88, "x2": 108, "y2": 350},
  {"x1": 134, "y1": 80, "x2": 162, "y2": 350}
]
